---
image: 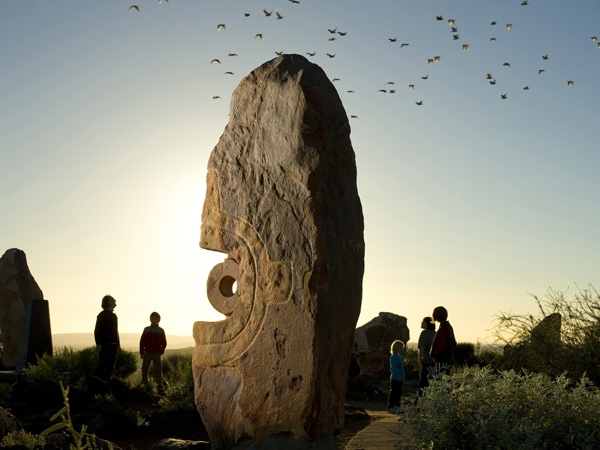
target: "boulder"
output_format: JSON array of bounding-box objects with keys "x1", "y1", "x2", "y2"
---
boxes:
[
  {"x1": 353, "y1": 312, "x2": 410, "y2": 378},
  {"x1": 192, "y1": 54, "x2": 364, "y2": 449},
  {"x1": 0, "y1": 407, "x2": 21, "y2": 440},
  {"x1": 0, "y1": 249, "x2": 44, "y2": 367}
]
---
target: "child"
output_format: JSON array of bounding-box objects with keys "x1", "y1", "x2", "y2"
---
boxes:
[
  {"x1": 139, "y1": 312, "x2": 167, "y2": 393},
  {"x1": 387, "y1": 339, "x2": 406, "y2": 414}
]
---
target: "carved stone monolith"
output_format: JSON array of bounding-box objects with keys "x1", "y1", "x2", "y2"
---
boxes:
[
  {"x1": 192, "y1": 54, "x2": 364, "y2": 449},
  {"x1": 0, "y1": 249, "x2": 44, "y2": 368}
]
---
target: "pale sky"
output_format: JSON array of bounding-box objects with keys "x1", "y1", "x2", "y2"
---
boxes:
[{"x1": 1, "y1": 1, "x2": 599, "y2": 345}]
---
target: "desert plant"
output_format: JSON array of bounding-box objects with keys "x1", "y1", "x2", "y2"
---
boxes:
[
  {"x1": 22, "y1": 346, "x2": 137, "y2": 386},
  {"x1": 0, "y1": 430, "x2": 46, "y2": 449},
  {"x1": 159, "y1": 353, "x2": 196, "y2": 411},
  {"x1": 493, "y1": 284, "x2": 600, "y2": 384},
  {"x1": 40, "y1": 381, "x2": 106, "y2": 450},
  {"x1": 405, "y1": 366, "x2": 600, "y2": 449}
]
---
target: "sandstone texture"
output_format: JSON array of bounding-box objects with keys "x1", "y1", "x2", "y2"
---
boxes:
[
  {"x1": 0, "y1": 249, "x2": 44, "y2": 367},
  {"x1": 192, "y1": 54, "x2": 364, "y2": 449},
  {"x1": 353, "y1": 312, "x2": 410, "y2": 378}
]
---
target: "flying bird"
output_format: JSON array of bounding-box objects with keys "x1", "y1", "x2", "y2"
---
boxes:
[
  {"x1": 435, "y1": 15, "x2": 444, "y2": 21},
  {"x1": 501, "y1": 93, "x2": 507, "y2": 99},
  {"x1": 306, "y1": 51, "x2": 316, "y2": 56},
  {"x1": 217, "y1": 24, "x2": 226, "y2": 31},
  {"x1": 212, "y1": 96, "x2": 221, "y2": 99},
  {"x1": 451, "y1": 27, "x2": 459, "y2": 33},
  {"x1": 388, "y1": 38, "x2": 397, "y2": 42},
  {"x1": 262, "y1": 8, "x2": 272, "y2": 16},
  {"x1": 289, "y1": 0, "x2": 300, "y2": 3},
  {"x1": 592, "y1": 36, "x2": 598, "y2": 41},
  {"x1": 542, "y1": 53, "x2": 549, "y2": 60},
  {"x1": 377, "y1": 89, "x2": 387, "y2": 93},
  {"x1": 489, "y1": 79, "x2": 497, "y2": 85},
  {"x1": 462, "y1": 44, "x2": 469, "y2": 50},
  {"x1": 490, "y1": 21, "x2": 497, "y2": 25},
  {"x1": 386, "y1": 81, "x2": 395, "y2": 85},
  {"x1": 434, "y1": 56, "x2": 441, "y2": 62},
  {"x1": 347, "y1": 90, "x2": 355, "y2": 93},
  {"x1": 337, "y1": 31, "x2": 347, "y2": 36},
  {"x1": 244, "y1": 13, "x2": 251, "y2": 17},
  {"x1": 128, "y1": 5, "x2": 140, "y2": 12},
  {"x1": 538, "y1": 69, "x2": 545, "y2": 74},
  {"x1": 408, "y1": 84, "x2": 415, "y2": 90},
  {"x1": 503, "y1": 62, "x2": 511, "y2": 67},
  {"x1": 224, "y1": 71, "x2": 234, "y2": 75},
  {"x1": 389, "y1": 90, "x2": 396, "y2": 94},
  {"x1": 506, "y1": 24, "x2": 513, "y2": 30},
  {"x1": 350, "y1": 115, "x2": 358, "y2": 119},
  {"x1": 453, "y1": 34, "x2": 460, "y2": 40},
  {"x1": 448, "y1": 19, "x2": 456, "y2": 25},
  {"x1": 228, "y1": 53, "x2": 238, "y2": 57},
  {"x1": 210, "y1": 59, "x2": 221, "y2": 64},
  {"x1": 328, "y1": 37, "x2": 337, "y2": 43},
  {"x1": 416, "y1": 100, "x2": 423, "y2": 105},
  {"x1": 421, "y1": 75, "x2": 429, "y2": 79},
  {"x1": 567, "y1": 80, "x2": 574, "y2": 86},
  {"x1": 521, "y1": 0, "x2": 528, "y2": 5},
  {"x1": 275, "y1": 10, "x2": 284, "y2": 19},
  {"x1": 326, "y1": 53, "x2": 336, "y2": 58},
  {"x1": 327, "y1": 27, "x2": 338, "y2": 34},
  {"x1": 255, "y1": 34, "x2": 264, "y2": 40},
  {"x1": 275, "y1": 51, "x2": 284, "y2": 55},
  {"x1": 427, "y1": 58, "x2": 434, "y2": 65},
  {"x1": 332, "y1": 78, "x2": 340, "y2": 82},
  {"x1": 486, "y1": 72, "x2": 493, "y2": 79},
  {"x1": 490, "y1": 37, "x2": 497, "y2": 41},
  {"x1": 523, "y1": 86, "x2": 529, "y2": 90},
  {"x1": 400, "y1": 43, "x2": 410, "y2": 48}
]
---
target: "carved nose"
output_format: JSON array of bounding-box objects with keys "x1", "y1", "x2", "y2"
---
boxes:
[{"x1": 207, "y1": 258, "x2": 239, "y2": 316}]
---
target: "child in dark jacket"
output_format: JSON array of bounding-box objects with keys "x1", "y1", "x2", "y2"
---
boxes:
[{"x1": 140, "y1": 312, "x2": 167, "y2": 393}]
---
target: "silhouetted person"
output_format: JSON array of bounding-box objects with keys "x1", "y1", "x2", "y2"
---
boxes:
[
  {"x1": 417, "y1": 316, "x2": 436, "y2": 395},
  {"x1": 430, "y1": 306, "x2": 457, "y2": 377},
  {"x1": 94, "y1": 295, "x2": 120, "y2": 380}
]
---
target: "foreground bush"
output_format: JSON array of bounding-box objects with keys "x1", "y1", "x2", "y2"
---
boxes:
[
  {"x1": 405, "y1": 366, "x2": 600, "y2": 449},
  {"x1": 159, "y1": 353, "x2": 196, "y2": 411}
]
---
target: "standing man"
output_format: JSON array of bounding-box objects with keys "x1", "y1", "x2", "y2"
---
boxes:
[
  {"x1": 430, "y1": 306, "x2": 457, "y2": 377},
  {"x1": 94, "y1": 294, "x2": 120, "y2": 380}
]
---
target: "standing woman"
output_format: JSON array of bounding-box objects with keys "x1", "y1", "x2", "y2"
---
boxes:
[
  {"x1": 430, "y1": 306, "x2": 457, "y2": 377},
  {"x1": 94, "y1": 295, "x2": 120, "y2": 380},
  {"x1": 417, "y1": 316, "x2": 436, "y2": 396}
]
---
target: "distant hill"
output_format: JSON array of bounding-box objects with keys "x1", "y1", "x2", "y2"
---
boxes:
[{"x1": 52, "y1": 333, "x2": 194, "y2": 351}]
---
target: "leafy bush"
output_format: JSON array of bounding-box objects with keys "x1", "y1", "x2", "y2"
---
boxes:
[
  {"x1": 493, "y1": 285, "x2": 600, "y2": 384},
  {"x1": 159, "y1": 353, "x2": 196, "y2": 411},
  {"x1": 22, "y1": 346, "x2": 97, "y2": 385},
  {"x1": 22, "y1": 346, "x2": 137, "y2": 385},
  {"x1": 405, "y1": 366, "x2": 600, "y2": 449},
  {"x1": 0, "y1": 430, "x2": 46, "y2": 449}
]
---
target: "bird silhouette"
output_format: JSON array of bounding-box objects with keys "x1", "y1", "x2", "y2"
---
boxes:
[
  {"x1": 228, "y1": 53, "x2": 238, "y2": 57},
  {"x1": 210, "y1": 59, "x2": 221, "y2": 64},
  {"x1": 542, "y1": 53, "x2": 549, "y2": 60},
  {"x1": 347, "y1": 90, "x2": 355, "y2": 93},
  {"x1": 389, "y1": 90, "x2": 396, "y2": 94},
  {"x1": 255, "y1": 34, "x2": 264, "y2": 40},
  {"x1": 328, "y1": 38, "x2": 337, "y2": 43},
  {"x1": 306, "y1": 51, "x2": 316, "y2": 56},
  {"x1": 523, "y1": 86, "x2": 530, "y2": 90},
  {"x1": 538, "y1": 69, "x2": 545, "y2": 74},
  {"x1": 377, "y1": 89, "x2": 387, "y2": 93},
  {"x1": 337, "y1": 31, "x2": 347, "y2": 36},
  {"x1": 224, "y1": 71, "x2": 234, "y2": 75},
  {"x1": 217, "y1": 24, "x2": 226, "y2": 31},
  {"x1": 400, "y1": 43, "x2": 410, "y2": 48},
  {"x1": 408, "y1": 84, "x2": 415, "y2": 90},
  {"x1": 128, "y1": 5, "x2": 140, "y2": 12},
  {"x1": 262, "y1": 8, "x2": 272, "y2": 16},
  {"x1": 212, "y1": 96, "x2": 221, "y2": 99},
  {"x1": 567, "y1": 80, "x2": 574, "y2": 86},
  {"x1": 289, "y1": 0, "x2": 300, "y2": 3},
  {"x1": 332, "y1": 78, "x2": 340, "y2": 82},
  {"x1": 486, "y1": 72, "x2": 494, "y2": 79},
  {"x1": 592, "y1": 36, "x2": 598, "y2": 41},
  {"x1": 490, "y1": 37, "x2": 497, "y2": 41},
  {"x1": 326, "y1": 53, "x2": 336, "y2": 58},
  {"x1": 448, "y1": 19, "x2": 456, "y2": 25},
  {"x1": 521, "y1": 0, "x2": 528, "y2": 5},
  {"x1": 451, "y1": 27, "x2": 459, "y2": 33},
  {"x1": 275, "y1": 10, "x2": 284, "y2": 19},
  {"x1": 501, "y1": 93, "x2": 507, "y2": 99},
  {"x1": 462, "y1": 44, "x2": 469, "y2": 51},
  {"x1": 416, "y1": 100, "x2": 423, "y2": 105},
  {"x1": 327, "y1": 27, "x2": 338, "y2": 34},
  {"x1": 434, "y1": 56, "x2": 441, "y2": 62},
  {"x1": 388, "y1": 38, "x2": 397, "y2": 42},
  {"x1": 503, "y1": 62, "x2": 511, "y2": 68},
  {"x1": 244, "y1": 13, "x2": 250, "y2": 17},
  {"x1": 428, "y1": 58, "x2": 434, "y2": 65},
  {"x1": 421, "y1": 75, "x2": 429, "y2": 79},
  {"x1": 350, "y1": 115, "x2": 358, "y2": 119},
  {"x1": 453, "y1": 34, "x2": 460, "y2": 40},
  {"x1": 489, "y1": 79, "x2": 497, "y2": 85},
  {"x1": 275, "y1": 51, "x2": 284, "y2": 55},
  {"x1": 506, "y1": 24, "x2": 513, "y2": 30},
  {"x1": 435, "y1": 15, "x2": 444, "y2": 21},
  {"x1": 386, "y1": 81, "x2": 395, "y2": 85},
  {"x1": 490, "y1": 21, "x2": 497, "y2": 25}
]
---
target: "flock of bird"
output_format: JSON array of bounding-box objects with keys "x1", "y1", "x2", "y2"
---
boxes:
[{"x1": 127, "y1": 1, "x2": 599, "y2": 114}]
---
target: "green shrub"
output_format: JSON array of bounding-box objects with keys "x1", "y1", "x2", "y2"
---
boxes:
[
  {"x1": 405, "y1": 366, "x2": 600, "y2": 449},
  {"x1": 0, "y1": 430, "x2": 46, "y2": 449},
  {"x1": 22, "y1": 346, "x2": 97, "y2": 385},
  {"x1": 159, "y1": 353, "x2": 196, "y2": 411},
  {"x1": 22, "y1": 346, "x2": 137, "y2": 385}
]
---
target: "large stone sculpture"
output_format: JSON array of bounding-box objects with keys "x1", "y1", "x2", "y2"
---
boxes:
[
  {"x1": 0, "y1": 249, "x2": 45, "y2": 368},
  {"x1": 192, "y1": 54, "x2": 364, "y2": 449}
]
